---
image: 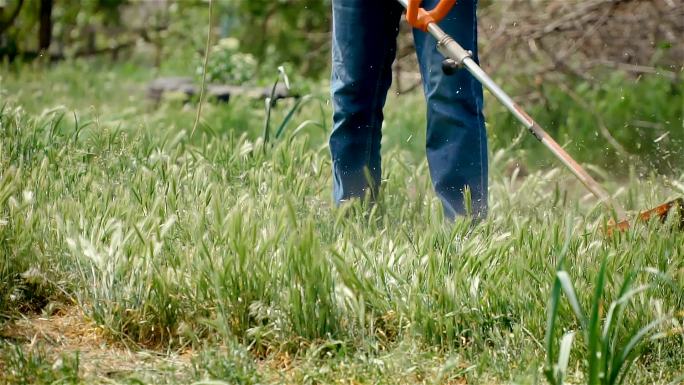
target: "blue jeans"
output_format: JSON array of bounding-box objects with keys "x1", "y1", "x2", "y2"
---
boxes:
[{"x1": 330, "y1": 0, "x2": 488, "y2": 219}]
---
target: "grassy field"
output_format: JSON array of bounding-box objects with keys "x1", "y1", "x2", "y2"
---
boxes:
[{"x1": 1, "y1": 60, "x2": 684, "y2": 384}]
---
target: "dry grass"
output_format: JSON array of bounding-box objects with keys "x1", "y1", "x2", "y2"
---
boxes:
[{"x1": 0, "y1": 307, "x2": 193, "y2": 383}]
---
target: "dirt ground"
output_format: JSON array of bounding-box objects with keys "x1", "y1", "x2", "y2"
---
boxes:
[{"x1": 0, "y1": 307, "x2": 194, "y2": 383}]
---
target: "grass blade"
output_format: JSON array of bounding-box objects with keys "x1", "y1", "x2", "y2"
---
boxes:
[
  {"x1": 544, "y1": 276, "x2": 563, "y2": 385},
  {"x1": 557, "y1": 271, "x2": 586, "y2": 329},
  {"x1": 609, "y1": 316, "x2": 670, "y2": 385},
  {"x1": 586, "y1": 259, "x2": 607, "y2": 385},
  {"x1": 557, "y1": 331, "x2": 576, "y2": 383}
]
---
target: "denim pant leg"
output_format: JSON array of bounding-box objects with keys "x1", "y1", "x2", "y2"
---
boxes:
[
  {"x1": 330, "y1": 0, "x2": 403, "y2": 203},
  {"x1": 413, "y1": 0, "x2": 488, "y2": 219}
]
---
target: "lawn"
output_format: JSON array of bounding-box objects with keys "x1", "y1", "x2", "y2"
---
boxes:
[{"x1": 1, "y1": 59, "x2": 683, "y2": 384}]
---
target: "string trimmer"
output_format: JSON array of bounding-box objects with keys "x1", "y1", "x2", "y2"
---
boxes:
[{"x1": 400, "y1": 0, "x2": 683, "y2": 233}]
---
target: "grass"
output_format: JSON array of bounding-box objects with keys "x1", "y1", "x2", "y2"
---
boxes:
[{"x1": 0, "y1": 59, "x2": 683, "y2": 384}]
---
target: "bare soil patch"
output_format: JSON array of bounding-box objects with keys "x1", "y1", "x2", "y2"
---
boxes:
[{"x1": 0, "y1": 307, "x2": 193, "y2": 383}]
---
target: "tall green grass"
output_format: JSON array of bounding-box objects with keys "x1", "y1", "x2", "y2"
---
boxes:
[
  {"x1": 1, "y1": 97, "x2": 682, "y2": 382},
  {"x1": 1, "y1": 61, "x2": 683, "y2": 383}
]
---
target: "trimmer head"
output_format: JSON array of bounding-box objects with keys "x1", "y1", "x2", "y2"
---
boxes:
[{"x1": 608, "y1": 198, "x2": 684, "y2": 235}]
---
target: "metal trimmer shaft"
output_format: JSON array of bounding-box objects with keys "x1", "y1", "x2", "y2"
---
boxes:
[{"x1": 397, "y1": 0, "x2": 628, "y2": 221}]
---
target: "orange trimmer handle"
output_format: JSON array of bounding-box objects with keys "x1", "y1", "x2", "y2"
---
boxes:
[{"x1": 406, "y1": 0, "x2": 457, "y2": 31}]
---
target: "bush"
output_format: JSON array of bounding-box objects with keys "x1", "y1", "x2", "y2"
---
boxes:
[
  {"x1": 488, "y1": 72, "x2": 684, "y2": 175},
  {"x1": 196, "y1": 37, "x2": 258, "y2": 85}
]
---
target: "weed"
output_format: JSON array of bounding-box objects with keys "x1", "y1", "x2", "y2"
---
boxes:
[{"x1": 0, "y1": 343, "x2": 80, "y2": 385}]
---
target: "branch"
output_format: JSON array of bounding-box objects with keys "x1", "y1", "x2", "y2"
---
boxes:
[
  {"x1": 16, "y1": 40, "x2": 135, "y2": 62},
  {"x1": 0, "y1": 0, "x2": 25, "y2": 36},
  {"x1": 552, "y1": 79, "x2": 630, "y2": 158},
  {"x1": 587, "y1": 59, "x2": 679, "y2": 80}
]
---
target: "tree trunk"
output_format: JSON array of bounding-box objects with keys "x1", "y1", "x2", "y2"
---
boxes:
[{"x1": 38, "y1": 0, "x2": 53, "y2": 52}]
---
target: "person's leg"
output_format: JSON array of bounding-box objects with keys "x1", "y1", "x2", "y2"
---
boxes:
[
  {"x1": 330, "y1": 0, "x2": 403, "y2": 203},
  {"x1": 412, "y1": 0, "x2": 488, "y2": 219}
]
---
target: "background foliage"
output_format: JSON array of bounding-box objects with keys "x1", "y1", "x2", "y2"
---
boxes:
[{"x1": 2, "y1": 0, "x2": 681, "y2": 171}]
